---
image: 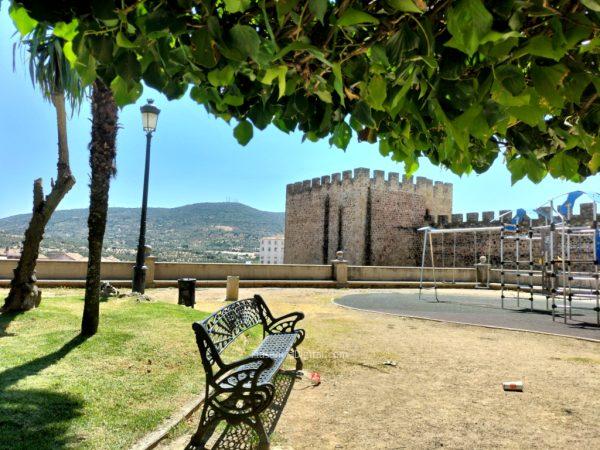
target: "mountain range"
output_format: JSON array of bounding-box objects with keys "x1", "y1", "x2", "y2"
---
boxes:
[{"x1": 0, "y1": 202, "x2": 284, "y2": 263}]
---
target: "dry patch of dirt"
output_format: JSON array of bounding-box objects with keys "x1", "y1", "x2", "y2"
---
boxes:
[{"x1": 149, "y1": 287, "x2": 600, "y2": 449}]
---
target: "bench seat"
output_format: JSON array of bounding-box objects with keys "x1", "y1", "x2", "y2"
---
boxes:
[{"x1": 236, "y1": 332, "x2": 299, "y2": 386}]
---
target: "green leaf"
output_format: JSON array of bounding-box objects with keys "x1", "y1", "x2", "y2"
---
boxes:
[
  {"x1": 276, "y1": 0, "x2": 299, "y2": 26},
  {"x1": 548, "y1": 152, "x2": 579, "y2": 179},
  {"x1": 589, "y1": 152, "x2": 600, "y2": 174},
  {"x1": 208, "y1": 65, "x2": 235, "y2": 87},
  {"x1": 337, "y1": 8, "x2": 380, "y2": 27},
  {"x1": 507, "y1": 157, "x2": 527, "y2": 184},
  {"x1": 524, "y1": 34, "x2": 566, "y2": 61},
  {"x1": 352, "y1": 101, "x2": 376, "y2": 128},
  {"x1": 110, "y1": 75, "x2": 142, "y2": 107},
  {"x1": 315, "y1": 90, "x2": 332, "y2": 103},
  {"x1": 386, "y1": 0, "x2": 425, "y2": 13},
  {"x1": 508, "y1": 156, "x2": 547, "y2": 184},
  {"x1": 507, "y1": 104, "x2": 547, "y2": 127},
  {"x1": 53, "y1": 20, "x2": 79, "y2": 41},
  {"x1": 331, "y1": 122, "x2": 352, "y2": 150},
  {"x1": 446, "y1": 0, "x2": 493, "y2": 56},
  {"x1": 491, "y1": 82, "x2": 530, "y2": 106},
  {"x1": 143, "y1": 62, "x2": 167, "y2": 90},
  {"x1": 495, "y1": 65, "x2": 526, "y2": 96},
  {"x1": 581, "y1": 0, "x2": 600, "y2": 12},
  {"x1": 224, "y1": 0, "x2": 252, "y2": 13},
  {"x1": 116, "y1": 31, "x2": 137, "y2": 48},
  {"x1": 309, "y1": 0, "x2": 328, "y2": 23},
  {"x1": 233, "y1": 120, "x2": 253, "y2": 145},
  {"x1": 74, "y1": 49, "x2": 97, "y2": 86},
  {"x1": 404, "y1": 158, "x2": 419, "y2": 175},
  {"x1": 366, "y1": 75, "x2": 387, "y2": 111},
  {"x1": 332, "y1": 62, "x2": 344, "y2": 106},
  {"x1": 453, "y1": 104, "x2": 490, "y2": 142},
  {"x1": 368, "y1": 43, "x2": 389, "y2": 67},
  {"x1": 227, "y1": 24, "x2": 261, "y2": 61},
  {"x1": 115, "y1": 51, "x2": 141, "y2": 81},
  {"x1": 9, "y1": 5, "x2": 38, "y2": 35},
  {"x1": 531, "y1": 64, "x2": 567, "y2": 109},
  {"x1": 62, "y1": 42, "x2": 77, "y2": 67},
  {"x1": 223, "y1": 94, "x2": 244, "y2": 106},
  {"x1": 261, "y1": 66, "x2": 287, "y2": 99},
  {"x1": 191, "y1": 28, "x2": 219, "y2": 68}
]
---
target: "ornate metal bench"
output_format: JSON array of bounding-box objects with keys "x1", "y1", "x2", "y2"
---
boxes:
[{"x1": 186, "y1": 294, "x2": 305, "y2": 450}]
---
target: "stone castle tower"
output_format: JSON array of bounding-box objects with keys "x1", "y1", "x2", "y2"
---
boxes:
[{"x1": 283, "y1": 168, "x2": 453, "y2": 266}]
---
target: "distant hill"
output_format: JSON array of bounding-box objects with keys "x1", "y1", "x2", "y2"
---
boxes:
[{"x1": 0, "y1": 202, "x2": 284, "y2": 263}]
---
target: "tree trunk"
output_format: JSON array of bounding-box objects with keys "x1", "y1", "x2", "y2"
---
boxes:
[
  {"x1": 1, "y1": 92, "x2": 75, "y2": 313},
  {"x1": 81, "y1": 80, "x2": 118, "y2": 337}
]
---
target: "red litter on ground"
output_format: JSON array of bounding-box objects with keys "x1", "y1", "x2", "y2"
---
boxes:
[
  {"x1": 503, "y1": 381, "x2": 524, "y2": 392},
  {"x1": 301, "y1": 371, "x2": 321, "y2": 386}
]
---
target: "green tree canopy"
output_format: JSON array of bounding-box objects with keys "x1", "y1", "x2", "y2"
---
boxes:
[{"x1": 9, "y1": 0, "x2": 600, "y2": 182}]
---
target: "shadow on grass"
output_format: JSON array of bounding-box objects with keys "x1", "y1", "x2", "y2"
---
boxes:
[
  {"x1": 204, "y1": 371, "x2": 297, "y2": 450},
  {"x1": 0, "y1": 311, "x2": 23, "y2": 339},
  {"x1": 0, "y1": 334, "x2": 88, "y2": 391},
  {"x1": 0, "y1": 388, "x2": 84, "y2": 450},
  {"x1": 0, "y1": 334, "x2": 89, "y2": 449}
]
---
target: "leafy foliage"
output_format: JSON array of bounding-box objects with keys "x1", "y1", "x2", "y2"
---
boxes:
[
  {"x1": 11, "y1": 16, "x2": 85, "y2": 109},
  {"x1": 9, "y1": 0, "x2": 600, "y2": 182}
]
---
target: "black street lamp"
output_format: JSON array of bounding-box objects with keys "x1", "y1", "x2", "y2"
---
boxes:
[{"x1": 132, "y1": 99, "x2": 160, "y2": 293}]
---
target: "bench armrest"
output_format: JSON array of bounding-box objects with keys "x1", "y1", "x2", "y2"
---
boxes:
[
  {"x1": 265, "y1": 311, "x2": 305, "y2": 334},
  {"x1": 213, "y1": 355, "x2": 274, "y2": 391}
]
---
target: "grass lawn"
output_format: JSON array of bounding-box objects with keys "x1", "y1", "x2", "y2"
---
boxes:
[{"x1": 0, "y1": 289, "x2": 260, "y2": 450}]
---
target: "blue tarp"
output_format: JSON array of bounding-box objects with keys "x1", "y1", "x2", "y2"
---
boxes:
[
  {"x1": 557, "y1": 191, "x2": 585, "y2": 216},
  {"x1": 511, "y1": 208, "x2": 527, "y2": 224}
]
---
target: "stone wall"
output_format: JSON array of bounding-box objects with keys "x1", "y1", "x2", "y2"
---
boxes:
[{"x1": 284, "y1": 168, "x2": 453, "y2": 265}]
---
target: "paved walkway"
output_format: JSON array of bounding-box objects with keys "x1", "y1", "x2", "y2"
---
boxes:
[{"x1": 335, "y1": 289, "x2": 600, "y2": 341}]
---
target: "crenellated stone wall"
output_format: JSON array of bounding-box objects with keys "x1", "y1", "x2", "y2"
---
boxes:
[{"x1": 284, "y1": 168, "x2": 453, "y2": 265}]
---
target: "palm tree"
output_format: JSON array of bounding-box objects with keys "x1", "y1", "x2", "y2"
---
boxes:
[
  {"x1": 81, "y1": 80, "x2": 118, "y2": 336},
  {"x1": 1, "y1": 26, "x2": 84, "y2": 313}
]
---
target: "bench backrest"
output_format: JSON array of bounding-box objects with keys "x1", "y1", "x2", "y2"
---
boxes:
[{"x1": 193, "y1": 297, "x2": 272, "y2": 377}]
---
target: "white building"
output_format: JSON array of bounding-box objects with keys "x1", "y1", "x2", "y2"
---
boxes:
[{"x1": 259, "y1": 236, "x2": 284, "y2": 264}]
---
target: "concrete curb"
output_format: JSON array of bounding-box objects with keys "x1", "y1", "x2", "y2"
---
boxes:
[
  {"x1": 332, "y1": 298, "x2": 600, "y2": 344},
  {"x1": 129, "y1": 396, "x2": 204, "y2": 450}
]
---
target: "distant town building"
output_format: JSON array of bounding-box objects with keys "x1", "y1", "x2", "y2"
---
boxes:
[
  {"x1": 1, "y1": 247, "x2": 23, "y2": 260},
  {"x1": 45, "y1": 251, "x2": 87, "y2": 261},
  {"x1": 259, "y1": 236, "x2": 284, "y2": 264}
]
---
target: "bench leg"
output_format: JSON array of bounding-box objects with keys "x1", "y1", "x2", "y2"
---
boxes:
[
  {"x1": 292, "y1": 346, "x2": 303, "y2": 371},
  {"x1": 247, "y1": 414, "x2": 269, "y2": 450},
  {"x1": 186, "y1": 404, "x2": 220, "y2": 450}
]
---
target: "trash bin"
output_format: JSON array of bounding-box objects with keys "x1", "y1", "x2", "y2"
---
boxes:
[{"x1": 178, "y1": 278, "x2": 196, "y2": 307}]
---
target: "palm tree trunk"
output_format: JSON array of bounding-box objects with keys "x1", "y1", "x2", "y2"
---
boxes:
[
  {"x1": 1, "y1": 92, "x2": 75, "y2": 313},
  {"x1": 81, "y1": 80, "x2": 118, "y2": 336}
]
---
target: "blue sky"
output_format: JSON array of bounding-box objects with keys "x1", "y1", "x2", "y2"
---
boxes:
[{"x1": 0, "y1": 6, "x2": 597, "y2": 220}]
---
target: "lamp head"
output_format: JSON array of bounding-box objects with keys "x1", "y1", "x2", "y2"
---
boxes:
[{"x1": 141, "y1": 99, "x2": 160, "y2": 133}]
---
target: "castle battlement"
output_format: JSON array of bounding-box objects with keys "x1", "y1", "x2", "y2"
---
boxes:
[
  {"x1": 437, "y1": 203, "x2": 597, "y2": 228},
  {"x1": 286, "y1": 168, "x2": 453, "y2": 199}
]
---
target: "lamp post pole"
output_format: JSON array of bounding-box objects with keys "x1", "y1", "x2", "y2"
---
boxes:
[
  {"x1": 132, "y1": 99, "x2": 160, "y2": 293},
  {"x1": 132, "y1": 132, "x2": 153, "y2": 293}
]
